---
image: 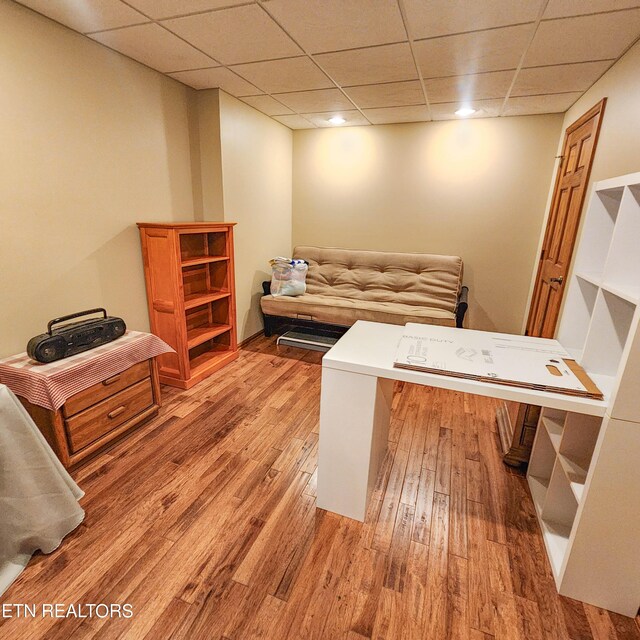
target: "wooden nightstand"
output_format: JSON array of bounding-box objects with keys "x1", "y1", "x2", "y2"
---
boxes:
[{"x1": 18, "y1": 358, "x2": 161, "y2": 469}]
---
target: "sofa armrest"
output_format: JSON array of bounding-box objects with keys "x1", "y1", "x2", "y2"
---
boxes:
[
  {"x1": 456, "y1": 286, "x2": 469, "y2": 328},
  {"x1": 262, "y1": 280, "x2": 271, "y2": 296}
]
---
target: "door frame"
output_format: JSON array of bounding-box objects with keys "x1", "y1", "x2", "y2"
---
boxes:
[{"x1": 524, "y1": 98, "x2": 607, "y2": 337}]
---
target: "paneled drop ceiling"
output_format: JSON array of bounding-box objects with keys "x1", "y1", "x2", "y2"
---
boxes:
[{"x1": 15, "y1": 0, "x2": 640, "y2": 129}]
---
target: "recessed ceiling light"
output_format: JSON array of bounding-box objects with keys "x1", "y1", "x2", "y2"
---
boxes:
[
  {"x1": 328, "y1": 115, "x2": 346, "y2": 125},
  {"x1": 455, "y1": 107, "x2": 476, "y2": 117}
]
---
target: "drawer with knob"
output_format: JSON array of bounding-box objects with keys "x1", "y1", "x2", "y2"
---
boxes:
[
  {"x1": 17, "y1": 358, "x2": 161, "y2": 469},
  {"x1": 63, "y1": 360, "x2": 151, "y2": 417},
  {"x1": 65, "y1": 378, "x2": 155, "y2": 453}
]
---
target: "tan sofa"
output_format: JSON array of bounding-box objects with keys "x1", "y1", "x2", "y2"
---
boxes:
[{"x1": 261, "y1": 246, "x2": 468, "y2": 336}]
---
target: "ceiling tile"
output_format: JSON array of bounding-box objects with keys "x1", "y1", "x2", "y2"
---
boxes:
[
  {"x1": 512, "y1": 60, "x2": 612, "y2": 96},
  {"x1": 125, "y1": 0, "x2": 249, "y2": 20},
  {"x1": 343, "y1": 80, "x2": 424, "y2": 108},
  {"x1": 262, "y1": 0, "x2": 406, "y2": 53},
  {"x1": 232, "y1": 57, "x2": 334, "y2": 93},
  {"x1": 315, "y1": 43, "x2": 418, "y2": 86},
  {"x1": 16, "y1": 0, "x2": 147, "y2": 33},
  {"x1": 430, "y1": 99, "x2": 503, "y2": 120},
  {"x1": 273, "y1": 114, "x2": 316, "y2": 129},
  {"x1": 169, "y1": 66, "x2": 260, "y2": 94},
  {"x1": 414, "y1": 24, "x2": 534, "y2": 78},
  {"x1": 303, "y1": 110, "x2": 369, "y2": 127},
  {"x1": 240, "y1": 95, "x2": 294, "y2": 115},
  {"x1": 19, "y1": 0, "x2": 637, "y2": 128},
  {"x1": 273, "y1": 88, "x2": 354, "y2": 112},
  {"x1": 526, "y1": 10, "x2": 640, "y2": 66},
  {"x1": 163, "y1": 5, "x2": 301, "y2": 65},
  {"x1": 504, "y1": 92, "x2": 583, "y2": 115},
  {"x1": 90, "y1": 23, "x2": 214, "y2": 72},
  {"x1": 425, "y1": 70, "x2": 514, "y2": 104},
  {"x1": 403, "y1": 0, "x2": 540, "y2": 40},
  {"x1": 544, "y1": 0, "x2": 640, "y2": 19},
  {"x1": 363, "y1": 105, "x2": 430, "y2": 124}
]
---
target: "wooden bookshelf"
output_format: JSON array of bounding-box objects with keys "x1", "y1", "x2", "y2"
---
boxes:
[{"x1": 137, "y1": 222, "x2": 238, "y2": 389}]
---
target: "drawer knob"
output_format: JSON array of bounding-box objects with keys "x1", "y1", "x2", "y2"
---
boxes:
[
  {"x1": 103, "y1": 374, "x2": 122, "y2": 386},
  {"x1": 107, "y1": 406, "x2": 126, "y2": 419}
]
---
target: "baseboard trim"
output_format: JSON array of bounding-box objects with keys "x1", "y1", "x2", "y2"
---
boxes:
[{"x1": 239, "y1": 330, "x2": 264, "y2": 347}]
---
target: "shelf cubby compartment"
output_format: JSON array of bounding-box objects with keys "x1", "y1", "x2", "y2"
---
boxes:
[
  {"x1": 581, "y1": 289, "x2": 636, "y2": 379},
  {"x1": 185, "y1": 301, "x2": 232, "y2": 350},
  {"x1": 540, "y1": 462, "x2": 577, "y2": 577},
  {"x1": 602, "y1": 185, "x2": 640, "y2": 304},
  {"x1": 528, "y1": 423, "x2": 556, "y2": 512},
  {"x1": 188, "y1": 331, "x2": 233, "y2": 375},
  {"x1": 573, "y1": 185, "x2": 623, "y2": 280},
  {"x1": 537, "y1": 517, "x2": 572, "y2": 581},
  {"x1": 179, "y1": 231, "x2": 228, "y2": 263},
  {"x1": 541, "y1": 407, "x2": 566, "y2": 453},
  {"x1": 556, "y1": 277, "x2": 598, "y2": 357},
  {"x1": 555, "y1": 413, "x2": 601, "y2": 502},
  {"x1": 557, "y1": 455, "x2": 588, "y2": 502},
  {"x1": 559, "y1": 413, "x2": 601, "y2": 470},
  {"x1": 182, "y1": 261, "x2": 232, "y2": 310}
]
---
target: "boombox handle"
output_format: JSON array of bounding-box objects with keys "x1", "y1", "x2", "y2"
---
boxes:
[{"x1": 47, "y1": 308, "x2": 108, "y2": 335}]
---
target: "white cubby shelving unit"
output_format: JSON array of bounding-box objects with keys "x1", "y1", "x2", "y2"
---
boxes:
[{"x1": 528, "y1": 172, "x2": 640, "y2": 617}]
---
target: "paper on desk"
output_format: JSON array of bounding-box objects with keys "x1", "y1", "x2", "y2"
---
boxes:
[{"x1": 394, "y1": 323, "x2": 592, "y2": 394}]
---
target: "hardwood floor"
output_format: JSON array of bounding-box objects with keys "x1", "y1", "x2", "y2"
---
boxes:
[{"x1": 1, "y1": 336, "x2": 639, "y2": 640}]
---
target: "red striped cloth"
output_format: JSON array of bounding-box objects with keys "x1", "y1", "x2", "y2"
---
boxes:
[{"x1": 0, "y1": 331, "x2": 174, "y2": 411}]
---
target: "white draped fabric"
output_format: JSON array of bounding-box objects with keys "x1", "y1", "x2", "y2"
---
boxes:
[{"x1": 0, "y1": 384, "x2": 84, "y2": 596}]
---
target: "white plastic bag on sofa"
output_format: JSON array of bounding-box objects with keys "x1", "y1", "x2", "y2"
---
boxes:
[{"x1": 269, "y1": 257, "x2": 308, "y2": 297}]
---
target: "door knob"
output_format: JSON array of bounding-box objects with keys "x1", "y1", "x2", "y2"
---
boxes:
[{"x1": 550, "y1": 276, "x2": 564, "y2": 284}]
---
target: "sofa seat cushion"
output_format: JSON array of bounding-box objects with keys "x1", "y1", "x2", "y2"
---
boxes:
[{"x1": 260, "y1": 294, "x2": 456, "y2": 327}]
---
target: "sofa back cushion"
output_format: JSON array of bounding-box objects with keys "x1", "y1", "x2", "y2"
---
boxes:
[{"x1": 293, "y1": 246, "x2": 463, "y2": 313}]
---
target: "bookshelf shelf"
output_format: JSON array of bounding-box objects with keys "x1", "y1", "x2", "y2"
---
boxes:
[
  {"x1": 599, "y1": 282, "x2": 639, "y2": 305},
  {"x1": 181, "y1": 255, "x2": 230, "y2": 267},
  {"x1": 189, "y1": 347, "x2": 232, "y2": 376},
  {"x1": 183, "y1": 290, "x2": 230, "y2": 310},
  {"x1": 186, "y1": 323, "x2": 232, "y2": 350}
]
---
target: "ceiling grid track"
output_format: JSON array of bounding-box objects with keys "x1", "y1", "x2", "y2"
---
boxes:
[
  {"x1": 499, "y1": 0, "x2": 550, "y2": 116},
  {"x1": 396, "y1": 0, "x2": 431, "y2": 120},
  {"x1": 256, "y1": 0, "x2": 374, "y2": 126},
  {"x1": 118, "y1": 0, "x2": 314, "y2": 125},
  {"x1": 16, "y1": 0, "x2": 640, "y2": 129}
]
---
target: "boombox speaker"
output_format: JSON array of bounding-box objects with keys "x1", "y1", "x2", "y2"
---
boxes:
[{"x1": 27, "y1": 308, "x2": 126, "y2": 363}]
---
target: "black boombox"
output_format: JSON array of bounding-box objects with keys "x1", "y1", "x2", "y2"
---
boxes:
[{"x1": 27, "y1": 308, "x2": 126, "y2": 363}]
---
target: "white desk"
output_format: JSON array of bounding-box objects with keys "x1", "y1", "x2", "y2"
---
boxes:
[{"x1": 317, "y1": 321, "x2": 609, "y2": 521}]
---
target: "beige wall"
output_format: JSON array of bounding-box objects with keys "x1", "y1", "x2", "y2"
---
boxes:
[
  {"x1": 218, "y1": 91, "x2": 293, "y2": 341},
  {"x1": 0, "y1": 0, "x2": 198, "y2": 357},
  {"x1": 193, "y1": 90, "x2": 224, "y2": 222},
  {"x1": 562, "y1": 40, "x2": 640, "y2": 185},
  {"x1": 0, "y1": 4, "x2": 293, "y2": 357},
  {"x1": 292, "y1": 115, "x2": 563, "y2": 333}
]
